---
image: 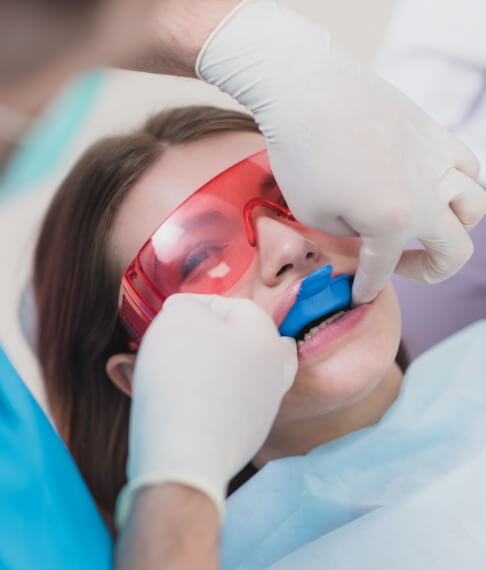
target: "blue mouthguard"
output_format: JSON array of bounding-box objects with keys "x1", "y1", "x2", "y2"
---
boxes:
[{"x1": 278, "y1": 265, "x2": 352, "y2": 337}]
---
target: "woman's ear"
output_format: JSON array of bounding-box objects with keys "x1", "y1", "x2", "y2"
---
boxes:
[{"x1": 106, "y1": 353, "x2": 136, "y2": 397}]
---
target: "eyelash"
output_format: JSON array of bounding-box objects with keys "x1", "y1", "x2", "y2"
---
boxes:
[{"x1": 180, "y1": 243, "x2": 228, "y2": 280}]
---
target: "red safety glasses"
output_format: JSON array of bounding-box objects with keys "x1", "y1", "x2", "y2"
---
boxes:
[{"x1": 119, "y1": 149, "x2": 296, "y2": 346}]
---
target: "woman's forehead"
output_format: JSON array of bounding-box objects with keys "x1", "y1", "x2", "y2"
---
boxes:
[{"x1": 110, "y1": 131, "x2": 266, "y2": 272}]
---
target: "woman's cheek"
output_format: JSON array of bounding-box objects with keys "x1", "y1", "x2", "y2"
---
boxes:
[{"x1": 295, "y1": 343, "x2": 392, "y2": 402}]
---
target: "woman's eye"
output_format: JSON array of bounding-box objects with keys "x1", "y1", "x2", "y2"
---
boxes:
[{"x1": 180, "y1": 243, "x2": 228, "y2": 280}]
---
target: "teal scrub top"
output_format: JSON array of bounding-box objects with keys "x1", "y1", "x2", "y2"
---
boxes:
[{"x1": 0, "y1": 346, "x2": 113, "y2": 569}]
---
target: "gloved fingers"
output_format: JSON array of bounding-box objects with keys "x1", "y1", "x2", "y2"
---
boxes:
[
  {"x1": 439, "y1": 128, "x2": 480, "y2": 179},
  {"x1": 215, "y1": 296, "x2": 281, "y2": 337},
  {"x1": 217, "y1": 303, "x2": 298, "y2": 394},
  {"x1": 161, "y1": 292, "x2": 213, "y2": 313},
  {"x1": 215, "y1": 296, "x2": 297, "y2": 392},
  {"x1": 165, "y1": 293, "x2": 268, "y2": 324},
  {"x1": 195, "y1": 293, "x2": 242, "y2": 320},
  {"x1": 395, "y1": 211, "x2": 474, "y2": 283},
  {"x1": 172, "y1": 294, "x2": 297, "y2": 389},
  {"x1": 319, "y1": 216, "x2": 359, "y2": 237},
  {"x1": 155, "y1": 293, "x2": 221, "y2": 335},
  {"x1": 162, "y1": 293, "x2": 239, "y2": 323},
  {"x1": 168, "y1": 293, "x2": 284, "y2": 339},
  {"x1": 439, "y1": 168, "x2": 486, "y2": 230},
  {"x1": 351, "y1": 235, "x2": 405, "y2": 305},
  {"x1": 279, "y1": 337, "x2": 298, "y2": 391}
]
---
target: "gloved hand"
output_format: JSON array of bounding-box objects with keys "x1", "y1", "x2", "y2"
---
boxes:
[
  {"x1": 116, "y1": 294, "x2": 297, "y2": 527},
  {"x1": 196, "y1": 0, "x2": 486, "y2": 304}
]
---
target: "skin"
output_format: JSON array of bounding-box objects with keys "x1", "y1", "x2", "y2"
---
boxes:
[
  {"x1": 107, "y1": 130, "x2": 404, "y2": 467},
  {"x1": 116, "y1": 484, "x2": 219, "y2": 570},
  {"x1": 0, "y1": 0, "x2": 241, "y2": 172}
]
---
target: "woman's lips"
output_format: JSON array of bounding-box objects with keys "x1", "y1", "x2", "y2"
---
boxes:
[
  {"x1": 272, "y1": 278, "x2": 305, "y2": 328},
  {"x1": 297, "y1": 301, "x2": 372, "y2": 360}
]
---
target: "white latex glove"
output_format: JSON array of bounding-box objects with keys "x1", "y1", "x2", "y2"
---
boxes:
[
  {"x1": 116, "y1": 294, "x2": 297, "y2": 527},
  {"x1": 196, "y1": 0, "x2": 486, "y2": 304}
]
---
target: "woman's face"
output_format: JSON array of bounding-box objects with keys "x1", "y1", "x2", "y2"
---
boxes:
[{"x1": 110, "y1": 131, "x2": 402, "y2": 425}]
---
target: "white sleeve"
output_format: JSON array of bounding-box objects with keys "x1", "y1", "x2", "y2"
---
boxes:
[
  {"x1": 375, "y1": 0, "x2": 486, "y2": 185},
  {"x1": 377, "y1": 0, "x2": 486, "y2": 68}
]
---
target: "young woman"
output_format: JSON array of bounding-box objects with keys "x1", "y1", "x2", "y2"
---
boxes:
[{"x1": 33, "y1": 106, "x2": 486, "y2": 563}]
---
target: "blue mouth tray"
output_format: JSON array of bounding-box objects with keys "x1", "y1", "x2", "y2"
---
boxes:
[{"x1": 278, "y1": 265, "x2": 352, "y2": 338}]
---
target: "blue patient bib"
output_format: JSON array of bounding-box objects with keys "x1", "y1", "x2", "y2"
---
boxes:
[
  {"x1": 0, "y1": 346, "x2": 113, "y2": 569},
  {"x1": 222, "y1": 321, "x2": 486, "y2": 569}
]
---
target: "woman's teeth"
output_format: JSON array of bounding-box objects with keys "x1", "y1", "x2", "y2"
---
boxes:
[{"x1": 296, "y1": 311, "x2": 347, "y2": 348}]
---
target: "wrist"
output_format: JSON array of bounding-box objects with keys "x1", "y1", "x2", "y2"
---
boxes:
[
  {"x1": 126, "y1": 0, "x2": 242, "y2": 77},
  {"x1": 133, "y1": 482, "x2": 219, "y2": 520},
  {"x1": 116, "y1": 469, "x2": 226, "y2": 530},
  {"x1": 115, "y1": 483, "x2": 219, "y2": 570},
  {"x1": 196, "y1": 0, "x2": 334, "y2": 120}
]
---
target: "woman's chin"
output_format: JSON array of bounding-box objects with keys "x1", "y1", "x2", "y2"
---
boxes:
[
  {"x1": 299, "y1": 344, "x2": 393, "y2": 402},
  {"x1": 285, "y1": 285, "x2": 402, "y2": 411}
]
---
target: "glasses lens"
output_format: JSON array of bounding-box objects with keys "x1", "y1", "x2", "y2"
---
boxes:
[
  {"x1": 120, "y1": 150, "x2": 290, "y2": 342},
  {"x1": 137, "y1": 151, "x2": 278, "y2": 301}
]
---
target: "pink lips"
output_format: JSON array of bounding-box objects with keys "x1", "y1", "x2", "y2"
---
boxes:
[{"x1": 297, "y1": 302, "x2": 372, "y2": 359}]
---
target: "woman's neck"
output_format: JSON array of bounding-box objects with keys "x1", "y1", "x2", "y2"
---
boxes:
[{"x1": 253, "y1": 362, "x2": 403, "y2": 469}]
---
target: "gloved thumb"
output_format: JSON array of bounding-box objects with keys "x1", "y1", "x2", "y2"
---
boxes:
[
  {"x1": 352, "y1": 236, "x2": 403, "y2": 305},
  {"x1": 279, "y1": 336, "x2": 298, "y2": 391}
]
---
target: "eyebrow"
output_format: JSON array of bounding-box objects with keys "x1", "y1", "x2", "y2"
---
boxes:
[
  {"x1": 180, "y1": 210, "x2": 226, "y2": 231},
  {"x1": 177, "y1": 174, "x2": 278, "y2": 232}
]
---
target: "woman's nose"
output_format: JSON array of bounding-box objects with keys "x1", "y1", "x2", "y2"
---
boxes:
[{"x1": 254, "y1": 214, "x2": 321, "y2": 286}]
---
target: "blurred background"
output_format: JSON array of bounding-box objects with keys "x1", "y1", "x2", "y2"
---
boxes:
[{"x1": 0, "y1": 0, "x2": 396, "y2": 410}]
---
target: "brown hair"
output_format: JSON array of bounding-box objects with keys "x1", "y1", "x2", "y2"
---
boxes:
[{"x1": 33, "y1": 106, "x2": 261, "y2": 531}]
